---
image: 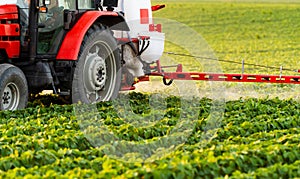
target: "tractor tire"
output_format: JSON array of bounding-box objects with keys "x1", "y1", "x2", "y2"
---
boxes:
[
  {"x1": 0, "y1": 64, "x2": 28, "y2": 110},
  {"x1": 72, "y1": 25, "x2": 121, "y2": 104}
]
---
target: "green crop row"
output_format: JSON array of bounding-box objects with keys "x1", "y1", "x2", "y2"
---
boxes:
[{"x1": 0, "y1": 92, "x2": 300, "y2": 178}]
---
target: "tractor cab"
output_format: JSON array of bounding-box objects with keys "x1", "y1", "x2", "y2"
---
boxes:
[
  {"x1": 37, "y1": 0, "x2": 100, "y2": 54},
  {"x1": 21, "y1": 0, "x2": 96, "y2": 57}
]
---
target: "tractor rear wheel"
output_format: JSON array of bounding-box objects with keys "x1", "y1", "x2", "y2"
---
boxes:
[
  {"x1": 72, "y1": 25, "x2": 121, "y2": 104},
  {"x1": 0, "y1": 64, "x2": 28, "y2": 110}
]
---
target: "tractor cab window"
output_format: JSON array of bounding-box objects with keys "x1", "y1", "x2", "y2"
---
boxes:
[
  {"x1": 17, "y1": 0, "x2": 30, "y2": 48},
  {"x1": 59, "y1": 0, "x2": 76, "y2": 10},
  {"x1": 38, "y1": 0, "x2": 63, "y2": 31},
  {"x1": 38, "y1": 0, "x2": 65, "y2": 54},
  {"x1": 17, "y1": 0, "x2": 29, "y2": 8},
  {"x1": 37, "y1": 0, "x2": 95, "y2": 54},
  {"x1": 78, "y1": 0, "x2": 94, "y2": 9}
]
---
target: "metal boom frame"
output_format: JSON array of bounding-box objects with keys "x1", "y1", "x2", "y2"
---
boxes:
[{"x1": 135, "y1": 61, "x2": 300, "y2": 88}]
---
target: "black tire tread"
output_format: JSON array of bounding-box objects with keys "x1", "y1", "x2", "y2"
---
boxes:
[
  {"x1": 0, "y1": 64, "x2": 28, "y2": 110},
  {"x1": 72, "y1": 24, "x2": 121, "y2": 104}
]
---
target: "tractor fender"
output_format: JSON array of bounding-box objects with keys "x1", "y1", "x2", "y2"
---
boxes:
[{"x1": 56, "y1": 11, "x2": 129, "y2": 60}]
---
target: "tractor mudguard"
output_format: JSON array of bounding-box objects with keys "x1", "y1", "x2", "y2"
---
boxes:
[{"x1": 56, "y1": 11, "x2": 129, "y2": 60}]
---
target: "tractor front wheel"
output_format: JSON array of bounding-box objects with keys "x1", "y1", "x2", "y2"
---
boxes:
[
  {"x1": 0, "y1": 64, "x2": 28, "y2": 110},
  {"x1": 72, "y1": 25, "x2": 121, "y2": 104}
]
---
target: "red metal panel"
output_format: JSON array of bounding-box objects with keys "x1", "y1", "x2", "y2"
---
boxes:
[
  {"x1": 151, "y1": 5, "x2": 165, "y2": 11},
  {"x1": 0, "y1": 5, "x2": 18, "y2": 15},
  {"x1": 140, "y1": 9, "x2": 149, "y2": 24},
  {"x1": 121, "y1": 86, "x2": 136, "y2": 91},
  {"x1": 155, "y1": 72, "x2": 300, "y2": 85},
  {"x1": 149, "y1": 24, "x2": 162, "y2": 32},
  {"x1": 56, "y1": 11, "x2": 119, "y2": 60},
  {"x1": 0, "y1": 41, "x2": 20, "y2": 58},
  {"x1": 0, "y1": 24, "x2": 20, "y2": 36},
  {"x1": 0, "y1": 13, "x2": 18, "y2": 20}
]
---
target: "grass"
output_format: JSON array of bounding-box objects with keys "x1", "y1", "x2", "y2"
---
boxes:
[{"x1": 153, "y1": 1, "x2": 300, "y2": 73}]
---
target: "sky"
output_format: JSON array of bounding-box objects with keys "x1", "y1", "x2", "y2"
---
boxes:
[{"x1": 0, "y1": 0, "x2": 17, "y2": 5}]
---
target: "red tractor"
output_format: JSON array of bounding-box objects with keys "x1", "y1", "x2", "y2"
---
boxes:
[{"x1": 0, "y1": 0, "x2": 165, "y2": 110}]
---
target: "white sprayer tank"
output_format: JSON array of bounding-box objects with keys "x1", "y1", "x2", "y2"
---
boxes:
[{"x1": 117, "y1": 0, "x2": 165, "y2": 64}]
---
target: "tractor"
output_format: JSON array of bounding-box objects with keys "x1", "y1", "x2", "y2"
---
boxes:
[
  {"x1": 3, "y1": 0, "x2": 297, "y2": 111},
  {"x1": 0, "y1": 0, "x2": 165, "y2": 110}
]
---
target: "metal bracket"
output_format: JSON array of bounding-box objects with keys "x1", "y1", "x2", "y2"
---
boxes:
[{"x1": 241, "y1": 59, "x2": 245, "y2": 79}]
